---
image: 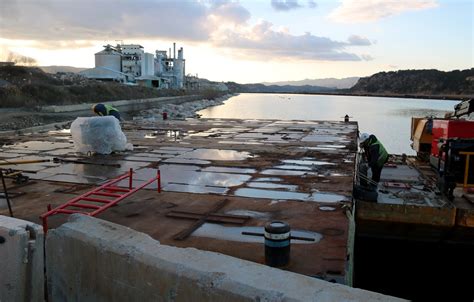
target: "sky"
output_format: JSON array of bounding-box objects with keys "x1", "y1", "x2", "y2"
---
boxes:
[{"x1": 0, "y1": 0, "x2": 472, "y2": 83}]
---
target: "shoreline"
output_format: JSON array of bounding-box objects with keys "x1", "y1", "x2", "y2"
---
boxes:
[
  {"x1": 0, "y1": 94, "x2": 236, "y2": 133},
  {"x1": 240, "y1": 91, "x2": 468, "y2": 101}
]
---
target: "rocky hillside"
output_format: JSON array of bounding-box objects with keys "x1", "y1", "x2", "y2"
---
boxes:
[
  {"x1": 262, "y1": 77, "x2": 360, "y2": 89},
  {"x1": 0, "y1": 65, "x2": 186, "y2": 108},
  {"x1": 350, "y1": 69, "x2": 474, "y2": 97},
  {"x1": 224, "y1": 82, "x2": 333, "y2": 93}
]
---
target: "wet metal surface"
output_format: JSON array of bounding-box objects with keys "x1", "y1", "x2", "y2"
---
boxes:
[
  {"x1": 282, "y1": 159, "x2": 335, "y2": 166},
  {"x1": 176, "y1": 148, "x2": 253, "y2": 161},
  {"x1": 0, "y1": 118, "x2": 357, "y2": 280},
  {"x1": 201, "y1": 166, "x2": 257, "y2": 174},
  {"x1": 261, "y1": 169, "x2": 313, "y2": 176},
  {"x1": 193, "y1": 223, "x2": 322, "y2": 244},
  {"x1": 234, "y1": 188, "x2": 347, "y2": 203},
  {"x1": 253, "y1": 177, "x2": 283, "y2": 182},
  {"x1": 247, "y1": 182, "x2": 298, "y2": 191},
  {"x1": 4, "y1": 141, "x2": 73, "y2": 151},
  {"x1": 163, "y1": 158, "x2": 212, "y2": 165}
]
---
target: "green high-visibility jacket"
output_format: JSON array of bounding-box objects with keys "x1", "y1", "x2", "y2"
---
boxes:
[{"x1": 365, "y1": 136, "x2": 389, "y2": 168}]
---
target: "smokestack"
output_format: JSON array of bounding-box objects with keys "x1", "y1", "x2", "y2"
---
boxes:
[
  {"x1": 169, "y1": 48, "x2": 171, "y2": 58},
  {"x1": 173, "y1": 42, "x2": 176, "y2": 59}
]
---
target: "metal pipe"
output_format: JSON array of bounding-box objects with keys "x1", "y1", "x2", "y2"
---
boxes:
[
  {"x1": 157, "y1": 170, "x2": 161, "y2": 193},
  {"x1": 241, "y1": 231, "x2": 315, "y2": 242},
  {"x1": 0, "y1": 159, "x2": 50, "y2": 166},
  {"x1": 0, "y1": 169, "x2": 13, "y2": 217}
]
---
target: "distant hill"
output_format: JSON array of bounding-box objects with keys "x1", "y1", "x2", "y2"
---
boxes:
[
  {"x1": 350, "y1": 69, "x2": 474, "y2": 97},
  {"x1": 262, "y1": 77, "x2": 360, "y2": 89},
  {"x1": 225, "y1": 82, "x2": 333, "y2": 93},
  {"x1": 0, "y1": 65, "x2": 186, "y2": 108},
  {"x1": 39, "y1": 65, "x2": 87, "y2": 74}
]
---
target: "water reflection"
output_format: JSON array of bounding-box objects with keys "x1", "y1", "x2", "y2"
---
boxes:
[
  {"x1": 193, "y1": 223, "x2": 322, "y2": 244},
  {"x1": 198, "y1": 93, "x2": 455, "y2": 154}
]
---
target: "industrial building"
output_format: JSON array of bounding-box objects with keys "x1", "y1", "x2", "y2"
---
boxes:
[{"x1": 80, "y1": 43, "x2": 185, "y2": 89}]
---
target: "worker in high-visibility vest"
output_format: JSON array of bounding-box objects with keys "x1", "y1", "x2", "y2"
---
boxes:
[
  {"x1": 359, "y1": 133, "x2": 389, "y2": 183},
  {"x1": 92, "y1": 103, "x2": 121, "y2": 121}
]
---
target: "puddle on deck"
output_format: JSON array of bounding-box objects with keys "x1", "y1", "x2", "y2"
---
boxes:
[
  {"x1": 193, "y1": 223, "x2": 322, "y2": 244},
  {"x1": 42, "y1": 174, "x2": 107, "y2": 184},
  {"x1": 129, "y1": 165, "x2": 252, "y2": 189},
  {"x1": 164, "y1": 183, "x2": 228, "y2": 194},
  {"x1": 201, "y1": 166, "x2": 256, "y2": 174},
  {"x1": 163, "y1": 158, "x2": 212, "y2": 165},
  {"x1": 253, "y1": 177, "x2": 283, "y2": 182},
  {"x1": 319, "y1": 206, "x2": 337, "y2": 211},
  {"x1": 225, "y1": 209, "x2": 270, "y2": 219},
  {"x1": 261, "y1": 169, "x2": 313, "y2": 176},
  {"x1": 247, "y1": 182, "x2": 298, "y2": 191},
  {"x1": 176, "y1": 149, "x2": 253, "y2": 161},
  {"x1": 273, "y1": 165, "x2": 313, "y2": 171},
  {"x1": 218, "y1": 140, "x2": 263, "y2": 145},
  {"x1": 234, "y1": 188, "x2": 347, "y2": 203},
  {"x1": 4, "y1": 141, "x2": 73, "y2": 151},
  {"x1": 282, "y1": 159, "x2": 335, "y2": 166}
]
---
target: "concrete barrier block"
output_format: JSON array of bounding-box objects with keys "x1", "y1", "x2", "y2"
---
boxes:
[
  {"x1": 47, "y1": 215, "x2": 404, "y2": 302},
  {"x1": 0, "y1": 215, "x2": 44, "y2": 302}
]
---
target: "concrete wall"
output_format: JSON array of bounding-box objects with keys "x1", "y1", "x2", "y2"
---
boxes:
[
  {"x1": 46, "y1": 215, "x2": 405, "y2": 302},
  {"x1": 0, "y1": 215, "x2": 44, "y2": 302},
  {"x1": 39, "y1": 95, "x2": 201, "y2": 113}
]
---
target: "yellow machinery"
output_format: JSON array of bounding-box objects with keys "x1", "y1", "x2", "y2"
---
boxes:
[{"x1": 410, "y1": 117, "x2": 433, "y2": 160}]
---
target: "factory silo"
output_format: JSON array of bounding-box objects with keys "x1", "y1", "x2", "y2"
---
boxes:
[
  {"x1": 174, "y1": 47, "x2": 185, "y2": 88},
  {"x1": 95, "y1": 45, "x2": 122, "y2": 72}
]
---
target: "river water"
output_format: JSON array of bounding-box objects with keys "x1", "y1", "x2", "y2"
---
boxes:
[{"x1": 198, "y1": 93, "x2": 458, "y2": 155}]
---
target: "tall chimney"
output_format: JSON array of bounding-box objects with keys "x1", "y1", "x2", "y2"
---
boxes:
[{"x1": 173, "y1": 42, "x2": 176, "y2": 59}]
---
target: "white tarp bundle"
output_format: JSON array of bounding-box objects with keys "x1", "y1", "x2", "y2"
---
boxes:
[{"x1": 70, "y1": 116, "x2": 133, "y2": 154}]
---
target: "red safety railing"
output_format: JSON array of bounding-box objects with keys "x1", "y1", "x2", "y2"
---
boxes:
[{"x1": 40, "y1": 168, "x2": 161, "y2": 233}]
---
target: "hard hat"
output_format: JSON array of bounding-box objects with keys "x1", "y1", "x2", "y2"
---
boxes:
[{"x1": 359, "y1": 133, "x2": 370, "y2": 144}]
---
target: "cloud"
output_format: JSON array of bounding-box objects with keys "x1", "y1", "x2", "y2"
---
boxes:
[
  {"x1": 271, "y1": 0, "x2": 317, "y2": 11},
  {"x1": 307, "y1": 0, "x2": 317, "y2": 9},
  {"x1": 0, "y1": 0, "x2": 212, "y2": 41},
  {"x1": 347, "y1": 35, "x2": 371, "y2": 46},
  {"x1": 271, "y1": 0, "x2": 302, "y2": 11},
  {"x1": 0, "y1": 0, "x2": 371, "y2": 62},
  {"x1": 329, "y1": 0, "x2": 439, "y2": 23},
  {"x1": 209, "y1": 1, "x2": 251, "y2": 25},
  {"x1": 360, "y1": 54, "x2": 374, "y2": 61},
  {"x1": 214, "y1": 20, "x2": 371, "y2": 61}
]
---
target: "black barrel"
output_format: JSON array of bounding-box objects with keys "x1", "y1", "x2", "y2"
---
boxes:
[{"x1": 264, "y1": 221, "x2": 290, "y2": 267}]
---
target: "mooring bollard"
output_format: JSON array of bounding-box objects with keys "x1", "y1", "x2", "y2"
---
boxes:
[{"x1": 264, "y1": 221, "x2": 291, "y2": 267}]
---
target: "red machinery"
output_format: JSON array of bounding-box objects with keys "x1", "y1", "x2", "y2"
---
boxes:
[
  {"x1": 411, "y1": 99, "x2": 474, "y2": 199},
  {"x1": 431, "y1": 119, "x2": 474, "y2": 157}
]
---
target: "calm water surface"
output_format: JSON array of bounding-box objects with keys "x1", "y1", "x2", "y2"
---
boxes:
[{"x1": 198, "y1": 93, "x2": 458, "y2": 155}]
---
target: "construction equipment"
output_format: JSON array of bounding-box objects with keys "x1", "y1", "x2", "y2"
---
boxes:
[
  {"x1": 446, "y1": 98, "x2": 474, "y2": 119},
  {"x1": 410, "y1": 99, "x2": 474, "y2": 199},
  {"x1": 2, "y1": 169, "x2": 30, "y2": 184},
  {"x1": 40, "y1": 168, "x2": 161, "y2": 233}
]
